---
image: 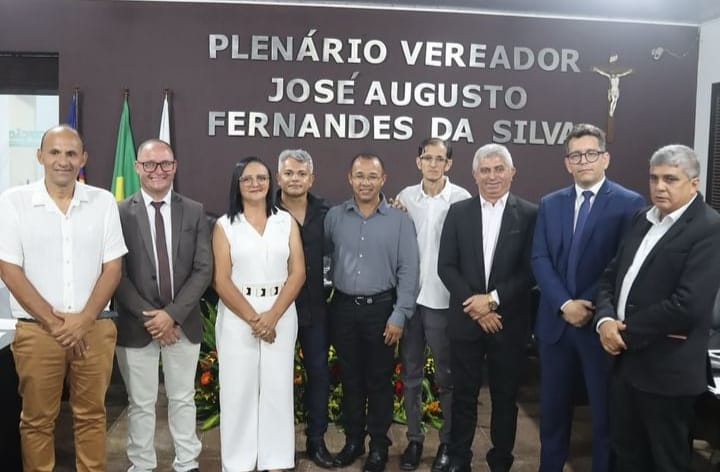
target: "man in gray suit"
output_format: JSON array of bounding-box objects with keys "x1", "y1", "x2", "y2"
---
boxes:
[{"x1": 114, "y1": 139, "x2": 212, "y2": 472}]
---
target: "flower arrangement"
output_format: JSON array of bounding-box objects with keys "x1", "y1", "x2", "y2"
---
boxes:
[
  {"x1": 195, "y1": 301, "x2": 220, "y2": 430},
  {"x1": 196, "y1": 300, "x2": 444, "y2": 431}
]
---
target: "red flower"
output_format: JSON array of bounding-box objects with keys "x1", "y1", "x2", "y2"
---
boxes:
[
  {"x1": 200, "y1": 370, "x2": 212, "y2": 386},
  {"x1": 394, "y1": 362, "x2": 402, "y2": 375},
  {"x1": 394, "y1": 379, "x2": 404, "y2": 395}
]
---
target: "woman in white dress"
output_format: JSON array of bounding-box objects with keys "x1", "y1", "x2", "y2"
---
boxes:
[{"x1": 212, "y1": 157, "x2": 305, "y2": 472}]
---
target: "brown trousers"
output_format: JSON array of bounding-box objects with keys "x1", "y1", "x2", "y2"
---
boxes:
[{"x1": 11, "y1": 319, "x2": 117, "y2": 472}]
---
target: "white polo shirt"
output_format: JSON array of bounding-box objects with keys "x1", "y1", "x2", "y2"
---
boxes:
[
  {"x1": 397, "y1": 178, "x2": 471, "y2": 309},
  {"x1": 0, "y1": 180, "x2": 128, "y2": 319}
]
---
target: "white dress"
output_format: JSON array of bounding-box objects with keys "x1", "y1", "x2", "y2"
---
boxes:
[{"x1": 215, "y1": 210, "x2": 298, "y2": 472}]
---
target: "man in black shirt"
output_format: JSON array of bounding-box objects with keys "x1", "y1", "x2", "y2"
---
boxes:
[{"x1": 275, "y1": 149, "x2": 333, "y2": 468}]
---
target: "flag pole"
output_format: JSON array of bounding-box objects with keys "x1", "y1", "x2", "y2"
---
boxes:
[{"x1": 73, "y1": 87, "x2": 80, "y2": 129}]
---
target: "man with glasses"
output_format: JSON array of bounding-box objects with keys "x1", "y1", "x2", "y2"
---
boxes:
[
  {"x1": 275, "y1": 149, "x2": 334, "y2": 468},
  {"x1": 395, "y1": 138, "x2": 470, "y2": 471},
  {"x1": 531, "y1": 124, "x2": 644, "y2": 472},
  {"x1": 325, "y1": 153, "x2": 419, "y2": 472},
  {"x1": 114, "y1": 139, "x2": 212, "y2": 472}
]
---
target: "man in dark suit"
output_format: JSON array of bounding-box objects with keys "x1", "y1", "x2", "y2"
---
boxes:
[
  {"x1": 114, "y1": 139, "x2": 212, "y2": 472},
  {"x1": 531, "y1": 123, "x2": 644, "y2": 472},
  {"x1": 595, "y1": 144, "x2": 720, "y2": 472},
  {"x1": 438, "y1": 143, "x2": 537, "y2": 472}
]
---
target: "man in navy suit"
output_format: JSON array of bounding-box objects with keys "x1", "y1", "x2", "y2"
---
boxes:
[
  {"x1": 531, "y1": 124, "x2": 644, "y2": 472},
  {"x1": 595, "y1": 145, "x2": 720, "y2": 471}
]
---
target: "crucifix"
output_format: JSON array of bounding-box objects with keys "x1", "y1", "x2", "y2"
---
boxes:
[{"x1": 593, "y1": 55, "x2": 633, "y2": 143}]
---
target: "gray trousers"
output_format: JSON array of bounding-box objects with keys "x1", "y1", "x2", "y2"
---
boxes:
[{"x1": 400, "y1": 305, "x2": 453, "y2": 444}]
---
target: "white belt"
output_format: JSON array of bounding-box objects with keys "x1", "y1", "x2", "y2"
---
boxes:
[{"x1": 241, "y1": 281, "x2": 285, "y2": 297}]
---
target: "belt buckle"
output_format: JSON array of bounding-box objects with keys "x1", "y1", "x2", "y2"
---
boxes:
[{"x1": 353, "y1": 295, "x2": 373, "y2": 305}]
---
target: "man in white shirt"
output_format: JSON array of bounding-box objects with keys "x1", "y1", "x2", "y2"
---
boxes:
[
  {"x1": 114, "y1": 139, "x2": 212, "y2": 472},
  {"x1": 595, "y1": 144, "x2": 720, "y2": 472},
  {"x1": 0, "y1": 125, "x2": 127, "y2": 472},
  {"x1": 395, "y1": 138, "x2": 470, "y2": 472}
]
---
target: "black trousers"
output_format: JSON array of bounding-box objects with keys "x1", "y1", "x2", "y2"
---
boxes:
[
  {"x1": 449, "y1": 330, "x2": 526, "y2": 471},
  {"x1": 298, "y1": 318, "x2": 331, "y2": 441},
  {"x1": 609, "y1": 373, "x2": 696, "y2": 472},
  {"x1": 329, "y1": 295, "x2": 395, "y2": 451}
]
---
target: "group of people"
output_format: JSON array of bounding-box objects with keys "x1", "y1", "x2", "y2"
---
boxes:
[{"x1": 0, "y1": 122, "x2": 718, "y2": 472}]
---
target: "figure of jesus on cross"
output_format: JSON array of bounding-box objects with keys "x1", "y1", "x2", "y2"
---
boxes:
[{"x1": 593, "y1": 55, "x2": 633, "y2": 142}]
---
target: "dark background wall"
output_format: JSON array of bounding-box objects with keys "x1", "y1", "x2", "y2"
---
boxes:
[{"x1": 0, "y1": 0, "x2": 699, "y2": 213}]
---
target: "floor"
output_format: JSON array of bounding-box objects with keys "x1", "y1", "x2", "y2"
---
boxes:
[{"x1": 49, "y1": 357, "x2": 720, "y2": 471}]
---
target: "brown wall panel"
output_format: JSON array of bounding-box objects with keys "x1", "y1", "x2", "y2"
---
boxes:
[{"x1": 0, "y1": 0, "x2": 699, "y2": 213}]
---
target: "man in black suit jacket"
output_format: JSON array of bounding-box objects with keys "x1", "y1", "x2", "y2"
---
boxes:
[
  {"x1": 438, "y1": 144, "x2": 537, "y2": 472},
  {"x1": 114, "y1": 140, "x2": 212, "y2": 472},
  {"x1": 595, "y1": 144, "x2": 720, "y2": 472}
]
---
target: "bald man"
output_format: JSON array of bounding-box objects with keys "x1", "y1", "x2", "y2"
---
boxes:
[{"x1": 0, "y1": 125, "x2": 127, "y2": 471}]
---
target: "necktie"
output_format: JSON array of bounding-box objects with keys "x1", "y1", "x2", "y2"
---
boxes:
[
  {"x1": 566, "y1": 190, "x2": 593, "y2": 295},
  {"x1": 151, "y1": 201, "x2": 172, "y2": 305}
]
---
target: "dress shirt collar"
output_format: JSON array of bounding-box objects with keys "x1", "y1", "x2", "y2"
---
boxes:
[
  {"x1": 345, "y1": 193, "x2": 390, "y2": 215},
  {"x1": 140, "y1": 188, "x2": 172, "y2": 208},
  {"x1": 646, "y1": 193, "x2": 697, "y2": 225},
  {"x1": 415, "y1": 177, "x2": 453, "y2": 203},
  {"x1": 574, "y1": 178, "x2": 605, "y2": 200},
  {"x1": 479, "y1": 192, "x2": 509, "y2": 209},
  {"x1": 31, "y1": 180, "x2": 88, "y2": 209}
]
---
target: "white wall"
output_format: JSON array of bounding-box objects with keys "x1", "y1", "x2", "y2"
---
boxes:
[{"x1": 694, "y1": 17, "x2": 720, "y2": 188}]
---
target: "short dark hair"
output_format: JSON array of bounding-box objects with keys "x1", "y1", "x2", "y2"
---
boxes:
[
  {"x1": 349, "y1": 152, "x2": 385, "y2": 172},
  {"x1": 227, "y1": 156, "x2": 277, "y2": 222},
  {"x1": 564, "y1": 123, "x2": 606, "y2": 154},
  {"x1": 418, "y1": 137, "x2": 453, "y2": 159}
]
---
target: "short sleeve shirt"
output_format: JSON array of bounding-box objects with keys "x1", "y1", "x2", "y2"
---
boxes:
[{"x1": 0, "y1": 180, "x2": 128, "y2": 319}]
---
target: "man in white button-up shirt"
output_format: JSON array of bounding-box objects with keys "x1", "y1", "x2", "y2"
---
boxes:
[
  {"x1": 395, "y1": 138, "x2": 471, "y2": 472},
  {"x1": 595, "y1": 144, "x2": 720, "y2": 472},
  {"x1": 0, "y1": 125, "x2": 127, "y2": 472}
]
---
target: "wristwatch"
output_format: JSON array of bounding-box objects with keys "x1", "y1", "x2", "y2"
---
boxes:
[{"x1": 487, "y1": 293, "x2": 498, "y2": 311}]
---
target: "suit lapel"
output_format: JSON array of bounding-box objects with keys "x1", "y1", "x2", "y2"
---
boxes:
[
  {"x1": 470, "y1": 196, "x2": 487, "y2": 291},
  {"x1": 488, "y1": 194, "x2": 518, "y2": 287},
  {"x1": 131, "y1": 192, "x2": 156, "y2": 267},
  {"x1": 171, "y1": 193, "x2": 183, "y2": 266},
  {"x1": 561, "y1": 187, "x2": 575, "y2": 256},
  {"x1": 635, "y1": 196, "x2": 701, "y2": 274}
]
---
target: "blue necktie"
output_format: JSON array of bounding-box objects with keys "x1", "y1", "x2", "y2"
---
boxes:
[{"x1": 566, "y1": 190, "x2": 593, "y2": 295}]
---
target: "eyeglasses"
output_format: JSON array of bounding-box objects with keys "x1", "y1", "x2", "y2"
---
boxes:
[
  {"x1": 351, "y1": 174, "x2": 382, "y2": 183},
  {"x1": 239, "y1": 174, "x2": 270, "y2": 185},
  {"x1": 566, "y1": 150, "x2": 605, "y2": 164},
  {"x1": 419, "y1": 155, "x2": 448, "y2": 165},
  {"x1": 138, "y1": 160, "x2": 175, "y2": 172}
]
